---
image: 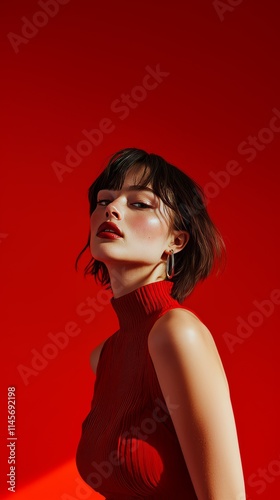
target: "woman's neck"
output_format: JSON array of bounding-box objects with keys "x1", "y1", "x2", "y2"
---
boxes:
[{"x1": 106, "y1": 262, "x2": 166, "y2": 298}]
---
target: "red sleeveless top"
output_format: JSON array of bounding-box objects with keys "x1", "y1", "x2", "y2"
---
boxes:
[{"x1": 76, "y1": 280, "x2": 198, "y2": 499}]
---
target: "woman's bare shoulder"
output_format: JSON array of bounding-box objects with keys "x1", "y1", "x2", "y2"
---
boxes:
[
  {"x1": 148, "y1": 307, "x2": 228, "y2": 387},
  {"x1": 149, "y1": 307, "x2": 211, "y2": 346}
]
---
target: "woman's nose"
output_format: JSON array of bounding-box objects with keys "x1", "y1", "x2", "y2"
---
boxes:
[{"x1": 105, "y1": 203, "x2": 122, "y2": 220}]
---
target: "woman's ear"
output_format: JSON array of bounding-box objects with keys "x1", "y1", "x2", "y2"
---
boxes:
[{"x1": 172, "y1": 230, "x2": 190, "y2": 253}]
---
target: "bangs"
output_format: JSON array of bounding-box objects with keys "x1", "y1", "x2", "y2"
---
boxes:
[{"x1": 88, "y1": 149, "x2": 177, "y2": 217}]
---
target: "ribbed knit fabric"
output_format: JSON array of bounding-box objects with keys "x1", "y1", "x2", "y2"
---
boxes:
[{"x1": 76, "y1": 280, "x2": 198, "y2": 499}]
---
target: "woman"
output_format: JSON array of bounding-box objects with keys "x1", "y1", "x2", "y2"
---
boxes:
[{"x1": 75, "y1": 148, "x2": 246, "y2": 499}]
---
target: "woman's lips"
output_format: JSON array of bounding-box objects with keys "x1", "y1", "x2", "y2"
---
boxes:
[
  {"x1": 97, "y1": 231, "x2": 123, "y2": 240},
  {"x1": 96, "y1": 221, "x2": 123, "y2": 238}
]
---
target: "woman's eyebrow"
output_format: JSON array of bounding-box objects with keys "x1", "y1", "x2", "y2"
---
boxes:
[
  {"x1": 126, "y1": 185, "x2": 155, "y2": 193},
  {"x1": 98, "y1": 185, "x2": 155, "y2": 194}
]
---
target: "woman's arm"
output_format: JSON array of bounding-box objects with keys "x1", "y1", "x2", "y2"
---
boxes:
[{"x1": 148, "y1": 308, "x2": 246, "y2": 500}]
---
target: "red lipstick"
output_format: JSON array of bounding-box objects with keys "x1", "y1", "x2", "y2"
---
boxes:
[{"x1": 96, "y1": 221, "x2": 123, "y2": 239}]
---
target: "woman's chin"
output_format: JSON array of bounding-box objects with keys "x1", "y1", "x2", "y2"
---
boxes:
[{"x1": 90, "y1": 248, "x2": 124, "y2": 264}]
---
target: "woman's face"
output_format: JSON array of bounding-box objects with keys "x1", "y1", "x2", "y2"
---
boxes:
[{"x1": 89, "y1": 167, "x2": 174, "y2": 273}]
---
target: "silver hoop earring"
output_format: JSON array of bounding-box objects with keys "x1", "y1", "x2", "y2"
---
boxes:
[{"x1": 166, "y1": 249, "x2": 175, "y2": 279}]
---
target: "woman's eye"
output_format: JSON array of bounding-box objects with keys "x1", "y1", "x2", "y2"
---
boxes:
[
  {"x1": 97, "y1": 200, "x2": 152, "y2": 208},
  {"x1": 132, "y1": 202, "x2": 152, "y2": 208},
  {"x1": 97, "y1": 199, "x2": 111, "y2": 206}
]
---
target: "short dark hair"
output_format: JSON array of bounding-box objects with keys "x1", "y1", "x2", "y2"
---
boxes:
[{"x1": 75, "y1": 148, "x2": 226, "y2": 303}]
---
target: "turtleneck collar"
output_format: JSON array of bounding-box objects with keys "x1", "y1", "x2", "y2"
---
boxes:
[{"x1": 110, "y1": 280, "x2": 179, "y2": 329}]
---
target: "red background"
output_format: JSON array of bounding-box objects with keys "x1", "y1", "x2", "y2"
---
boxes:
[{"x1": 1, "y1": 1, "x2": 280, "y2": 499}]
